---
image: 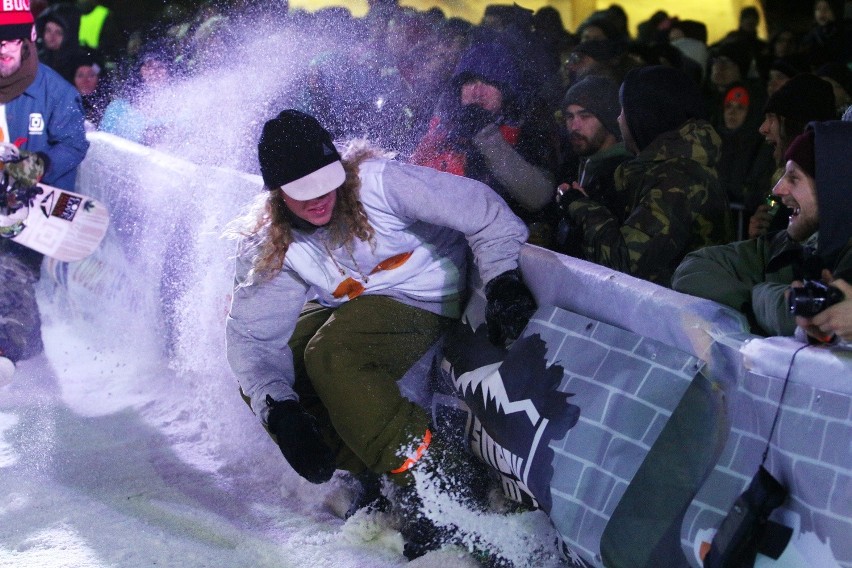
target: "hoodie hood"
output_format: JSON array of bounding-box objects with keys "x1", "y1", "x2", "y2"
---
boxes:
[
  {"x1": 812, "y1": 120, "x2": 852, "y2": 273},
  {"x1": 36, "y1": 5, "x2": 80, "y2": 49},
  {"x1": 620, "y1": 65, "x2": 706, "y2": 152},
  {"x1": 451, "y1": 41, "x2": 523, "y2": 103}
]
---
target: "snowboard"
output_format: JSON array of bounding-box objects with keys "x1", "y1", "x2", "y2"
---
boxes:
[{"x1": 4, "y1": 184, "x2": 109, "y2": 262}]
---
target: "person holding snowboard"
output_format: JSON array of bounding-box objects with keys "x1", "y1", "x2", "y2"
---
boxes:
[
  {"x1": 226, "y1": 109, "x2": 536, "y2": 558},
  {"x1": 0, "y1": 0, "x2": 88, "y2": 384}
]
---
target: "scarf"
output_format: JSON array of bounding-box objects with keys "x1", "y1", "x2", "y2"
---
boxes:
[{"x1": 0, "y1": 41, "x2": 38, "y2": 105}]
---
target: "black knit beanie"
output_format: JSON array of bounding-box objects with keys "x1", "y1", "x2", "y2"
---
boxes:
[
  {"x1": 619, "y1": 65, "x2": 706, "y2": 152},
  {"x1": 763, "y1": 73, "x2": 836, "y2": 124},
  {"x1": 257, "y1": 109, "x2": 345, "y2": 200},
  {"x1": 562, "y1": 74, "x2": 622, "y2": 138}
]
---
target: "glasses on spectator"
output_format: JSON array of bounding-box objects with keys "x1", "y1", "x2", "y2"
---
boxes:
[{"x1": 0, "y1": 39, "x2": 23, "y2": 49}]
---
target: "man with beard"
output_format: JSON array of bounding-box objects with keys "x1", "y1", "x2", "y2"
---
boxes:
[
  {"x1": 556, "y1": 74, "x2": 631, "y2": 255},
  {"x1": 557, "y1": 65, "x2": 732, "y2": 285},
  {"x1": 0, "y1": 1, "x2": 88, "y2": 190},
  {"x1": 673, "y1": 122, "x2": 852, "y2": 340},
  {"x1": 0, "y1": 0, "x2": 88, "y2": 383}
]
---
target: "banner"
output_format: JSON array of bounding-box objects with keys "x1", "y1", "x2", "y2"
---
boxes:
[{"x1": 440, "y1": 306, "x2": 724, "y2": 567}]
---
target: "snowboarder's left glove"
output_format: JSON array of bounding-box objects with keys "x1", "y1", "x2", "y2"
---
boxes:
[
  {"x1": 484, "y1": 269, "x2": 536, "y2": 347},
  {"x1": 266, "y1": 396, "x2": 336, "y2": 484}
]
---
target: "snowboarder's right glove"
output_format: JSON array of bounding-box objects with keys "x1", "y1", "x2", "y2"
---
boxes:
[
  {"x1": 266, "y1": 396, "x2": 336, "y2": 484},
  {"x1": 484, "y1": 268, "x2": 537, "y2": 347}
]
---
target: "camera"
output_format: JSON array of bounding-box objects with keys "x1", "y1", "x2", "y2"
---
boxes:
[
  {"x1": 788, "y1": 280, "x2": 845, "y2": 317},
  {"x1": 703, "y1": 466, "x2": 791, "y2": 567}
]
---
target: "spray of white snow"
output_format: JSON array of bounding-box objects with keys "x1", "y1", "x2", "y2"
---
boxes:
[{"x1": 0, "y1": 7, "x2": 570, "y2": 568}]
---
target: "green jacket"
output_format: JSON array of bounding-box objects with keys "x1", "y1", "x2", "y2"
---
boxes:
[
  {"x1": 567, "y1": 119, "x2": 733, "y2": 285},
  {"x1": 672, "y1": 231, "x2": 814, "y2": 336}
]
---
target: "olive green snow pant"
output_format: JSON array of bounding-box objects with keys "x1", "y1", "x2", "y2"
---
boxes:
[{"x1": 284, "y1": 295, "x2": 453, "y2": 477}]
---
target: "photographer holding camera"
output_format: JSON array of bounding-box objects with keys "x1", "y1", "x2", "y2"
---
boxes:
[{"x1": 673, "y1": 121, "x2": 852, "y2": 340}]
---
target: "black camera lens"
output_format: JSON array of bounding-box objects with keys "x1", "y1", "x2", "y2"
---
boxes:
[{"x1": 788, "y1": 281, "x2": 845, "y2": 317}]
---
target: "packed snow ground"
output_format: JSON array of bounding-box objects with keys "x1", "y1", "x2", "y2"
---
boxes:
[{"x1": 0, "y1": 288, "x2": 567, "y2": 568}]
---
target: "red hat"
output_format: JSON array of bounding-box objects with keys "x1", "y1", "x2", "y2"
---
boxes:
[
  {"x1": 724, "y1": 85, "x2": 750, "y2": 108},
  {"x1": 0, "y1": 0, "x2": 34, "y2": 42},
  {"x1": 784, "y1": 129, "x2": 815, "y2": 179}
]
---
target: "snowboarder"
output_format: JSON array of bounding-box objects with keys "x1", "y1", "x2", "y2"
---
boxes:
[{"x1": 225, "y1": 109, "x2": 536, "y2": 558}]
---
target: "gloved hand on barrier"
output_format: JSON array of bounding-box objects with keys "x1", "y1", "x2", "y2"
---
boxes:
[{"x1": 484, "y1": 268, "x2": 537, "y2": 347}]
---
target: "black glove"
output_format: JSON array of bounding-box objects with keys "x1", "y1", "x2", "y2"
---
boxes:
[
  {"x1": 266, "y1": 396, "x2": 336, "y2": 484},
  {"x1": 484, "y1": 269, "x2": 537, "y2": 347},
  {"x1": 448, "y1": 104, "x2": 497, "y2": 145},
  {"x1": 555, "y1": 185, "x2": 587, "y2": 255},
  {"x1": 556, "y1": 186, "x2": 587, "y2": 218}
]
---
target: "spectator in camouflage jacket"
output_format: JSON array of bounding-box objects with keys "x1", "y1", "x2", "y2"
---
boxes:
[{"x1": 558, "y1": 65, "x2": 733, "y2": 286}]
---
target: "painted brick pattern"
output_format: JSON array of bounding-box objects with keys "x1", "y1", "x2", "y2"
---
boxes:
[
  {"x1": 527, "y1": 306, "x2": 701, "y2": 566},
  {"x1": 522, "y1": 305, "x2": 851, "y2": 568},
  {"x1": 682, "y1": 367, "x2": 852, "y2": 567}
]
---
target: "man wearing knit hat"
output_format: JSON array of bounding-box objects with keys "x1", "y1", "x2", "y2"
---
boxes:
[
  {"x1": 555, "y1": 74, "x2": 631, "y2": 254},
  {"x1": 557, "y1": 65, "x2": 732, "y2": 285},
  {"x1": 747, "y1": 73, "x2": 836, "y2": 238},
  {"x1": 0, "y1": 0, "x2": 88, "y2": 383},
  {"x1": 564, "y1": 38, "x2": 631, "y2": 87},
  {"x1": 561, "y1": 74, "x2": 622, "y2": 160},
  {"x1": 709, "y1": 41, "x2": 753, "y2": 95},
  {"x1": 673, "y1": 120, "x2": 852, "y2": 340},
  {"x1": 759, "y1": 73, "x2": 836, "y2": 165}
]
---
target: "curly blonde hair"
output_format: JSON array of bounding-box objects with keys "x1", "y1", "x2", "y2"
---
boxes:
[{"x1": 228, "y1": 139, "x2": 391, "y2": 282}]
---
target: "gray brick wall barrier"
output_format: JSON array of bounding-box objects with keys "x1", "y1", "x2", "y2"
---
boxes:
[{"x1": 519, "y1": 246, "x2": 852, "y2": 567}]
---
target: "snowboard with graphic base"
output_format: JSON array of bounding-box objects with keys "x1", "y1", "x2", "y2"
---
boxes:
[{"x1": 4, "y1": 184, "x2": 109, "y2": 262}]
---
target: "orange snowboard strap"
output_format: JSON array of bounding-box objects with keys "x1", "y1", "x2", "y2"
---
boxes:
[{"x1": 390, "y1": 428, "x2": 432, "y2": 474}]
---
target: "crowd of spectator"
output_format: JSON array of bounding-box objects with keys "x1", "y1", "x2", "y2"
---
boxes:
[{"x1": 28, "y1": 0, "x2": 852, "y2": 343}]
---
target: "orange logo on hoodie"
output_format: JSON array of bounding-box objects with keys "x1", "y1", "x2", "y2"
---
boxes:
[{"x1": 330, "y1": 251, "x2": 414, "y2": 300}]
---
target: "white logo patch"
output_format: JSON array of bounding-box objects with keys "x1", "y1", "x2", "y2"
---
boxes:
[{"x1": 28, "y1": 113, "x2": 44, "y2": 135}]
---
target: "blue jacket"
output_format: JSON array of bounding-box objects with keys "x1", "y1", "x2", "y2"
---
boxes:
[{"x1": 6, "y1": 64, "x2": 89, "y2": 190}]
